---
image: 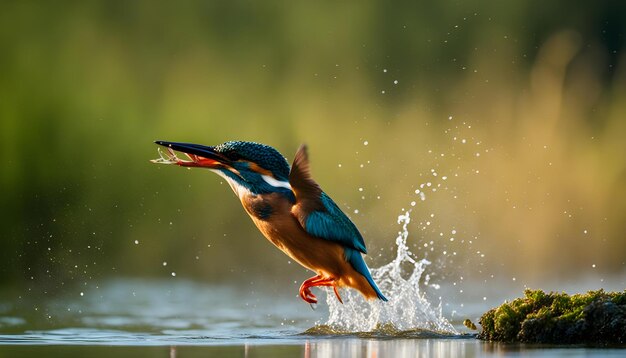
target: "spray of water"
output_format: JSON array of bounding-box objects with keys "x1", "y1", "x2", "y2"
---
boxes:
[{"x1": 321, "y1": 210, "x2": 457, "y2": 335}]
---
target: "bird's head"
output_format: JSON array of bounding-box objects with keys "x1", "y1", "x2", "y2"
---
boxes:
[{"x1": 152, "y1": 140, "x2": 292, "y2": 196}]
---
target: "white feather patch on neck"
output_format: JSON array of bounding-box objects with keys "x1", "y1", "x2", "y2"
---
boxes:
[
  {"x1": 261, "y1": 174, "x2": 292, "y2": 190},
  {"x1": 211, "y1": 169, "x2": 251, "y2": 198}
]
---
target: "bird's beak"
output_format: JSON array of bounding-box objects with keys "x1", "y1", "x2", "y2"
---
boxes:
[{"x1": 151, "y1": 141, "x2": 230, "y2": 169}]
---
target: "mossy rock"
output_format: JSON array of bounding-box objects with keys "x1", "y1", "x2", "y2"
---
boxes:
[{"x1": 478, "y1": 289, "x2": 626, "y2": 344}]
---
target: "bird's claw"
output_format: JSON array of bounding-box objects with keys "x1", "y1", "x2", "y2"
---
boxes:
[
  {"x1": 333, "y1": 286, "x2": 344, "y2": 304},
  {"x1": 300, "y1": 287, "x2": 318, "y2": 304}
]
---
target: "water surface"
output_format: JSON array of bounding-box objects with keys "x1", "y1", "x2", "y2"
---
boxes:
[
  {"x1": 1, "y1": 212, "x2": 624, "y2": 356},
  {"x1": 1, "y1": 279, "x2": 624, "y2": 357}
]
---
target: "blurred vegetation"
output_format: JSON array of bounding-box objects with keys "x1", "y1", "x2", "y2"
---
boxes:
[{"x1": 0, "y1": 1, "x2": 625, "y2": 294}]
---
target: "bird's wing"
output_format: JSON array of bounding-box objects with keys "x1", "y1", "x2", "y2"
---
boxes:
[{"x1": 289, "y1": 145, "x2": 367, "y2": 254}]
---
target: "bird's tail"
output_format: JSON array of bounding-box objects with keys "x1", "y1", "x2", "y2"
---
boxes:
[{"x1": 344, "y1": 248, "x2": 388, "y2": 301}]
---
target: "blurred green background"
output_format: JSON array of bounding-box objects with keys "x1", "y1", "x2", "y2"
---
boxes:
[{"x1": 1, "y1": 0, "x2": 625, "y2": 296}]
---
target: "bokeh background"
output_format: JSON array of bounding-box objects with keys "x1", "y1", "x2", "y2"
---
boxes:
[{"x1": 1, "y1": 0, "x2": 625, "y2": 302}]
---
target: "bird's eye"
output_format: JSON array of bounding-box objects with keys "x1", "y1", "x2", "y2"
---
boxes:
[{"x1": 226, "y1": 152, "x2": 242, "y2": 161}]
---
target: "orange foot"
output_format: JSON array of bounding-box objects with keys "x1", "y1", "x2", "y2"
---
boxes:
[{"x1": 298, "y1": 275, "x2": 343, "y2": 304}]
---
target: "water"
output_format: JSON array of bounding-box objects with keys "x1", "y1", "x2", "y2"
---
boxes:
[
  {"x1": 324, "y1": 210, "x2": 456, "y2": 334},
  {"x1": 0, "y1": 278, "x2": 623, "y2": 357},
  {"x1": 1, "y1": 215, "x2": 624, "y2": 356}
]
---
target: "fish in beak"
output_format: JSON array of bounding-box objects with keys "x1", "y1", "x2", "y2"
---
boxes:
[{"x1": 151, "y1": 141, "x2": 231, "y2": 169}]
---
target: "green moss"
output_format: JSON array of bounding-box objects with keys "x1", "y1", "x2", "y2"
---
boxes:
[
  {"x1": 478, "y1": 289, "x2": 626, "y2": 344},
  {"x1": 463, "y1": 319, "x2": 477, "y2": 330}
]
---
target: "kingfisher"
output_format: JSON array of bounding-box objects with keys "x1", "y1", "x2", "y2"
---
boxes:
[{"x1": 151, "y1": 140, "x2": 387, "y2": 305}]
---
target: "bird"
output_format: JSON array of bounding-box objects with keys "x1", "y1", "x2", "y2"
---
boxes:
[{"x1": 151, "y1": 140, "x2": 387, "y2": 305}]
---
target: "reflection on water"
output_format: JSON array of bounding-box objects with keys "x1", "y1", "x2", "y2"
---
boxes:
[
  {"x1": 305, "y1": 339, "x2": 477, "y2": 358},
  {"x1": 304, "y1": 340, "x2": 626, "y2": 358},
  {"x1": 1, "y1": 338, "x2": 625, "y2": 358}
]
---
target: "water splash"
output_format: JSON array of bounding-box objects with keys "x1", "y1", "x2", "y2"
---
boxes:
[{"x1": 323, "y1": 210, "x2": 457, "y2": 334}]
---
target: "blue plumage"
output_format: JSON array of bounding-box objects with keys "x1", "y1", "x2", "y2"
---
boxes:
[
  {"x1": 287, "y1": 144, "x2": 387, "y2": 302},
  {"x1": 304, "y1": 192, "x2": 367, "y2": 254},
  {"x1": 304, "y1": 193, "x2": 386, "y2": 302},
  {"x1": 344, "y1": 248, "x2": 388, "y2": 301},
  {"x1": 215, "y1": 141, "x2": 291, "y2": 181}
]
